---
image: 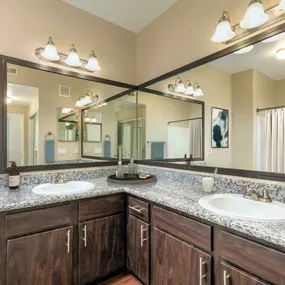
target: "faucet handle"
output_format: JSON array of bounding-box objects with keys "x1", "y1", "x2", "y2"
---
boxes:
[{"x1": 259, "y1": 188, "x2": 272, "y2": 203}]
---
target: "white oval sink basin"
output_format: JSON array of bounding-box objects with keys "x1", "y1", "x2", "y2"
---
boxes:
[
  {"x1": 199, "y1": 194, "x2": 285, "y2": 221},
  {"x1": 32, "y1": 181, "x2": 94, "y2": 196}
]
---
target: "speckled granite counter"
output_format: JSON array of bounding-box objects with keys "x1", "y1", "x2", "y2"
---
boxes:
[{"x1": 1, "y1": 177, "x2": 285, "y2": 249}]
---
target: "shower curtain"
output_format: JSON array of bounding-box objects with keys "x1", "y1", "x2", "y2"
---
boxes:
[
  {"x1": 189, "y1": 119, "x2": 202, "y2": 158},
  {"x1": 265, "y1": 109, "x2": 285, "y2": 173}
]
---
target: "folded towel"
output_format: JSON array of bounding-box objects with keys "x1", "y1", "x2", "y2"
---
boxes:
[
  {"x1": 104, "y1": 141, "x2": 111, "y2": 157},
  {"x1": 151, "y1": 142, "x2": 164, "y2": 159},
  {"x1": 45, "y1": 140, "x2": 55, "y2": 163}
]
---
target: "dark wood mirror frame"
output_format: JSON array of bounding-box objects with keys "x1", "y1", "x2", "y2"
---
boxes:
[
  {"x1": 0, "y1": 55, "x2": 136, "y2": 172},
  {"x1": 1, "y1": 22, "x2": 285, "y2": 182},
  {"x1": 136, "y1": 22, "x2": 285, "y2": 182}
]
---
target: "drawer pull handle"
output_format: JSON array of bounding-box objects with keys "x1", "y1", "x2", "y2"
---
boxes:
[
  {"x1": 66, "y1": 230, "x2": 71, "y2": 253},
  {"x1": 129, "y1": 205, "x2": 143, "y2": 213},
  {"x1": 140, "y1": 225, "x2": 148, "y2": 247},
  {"x1": 199, "y1": 257, "x2": 207, "y2": 285},
  {"x1": 82, "y1": 225, "x2": 87, "y2": 247},
  {"x1": 223, "y1": 270, "x2": 230, "y2": 285}
]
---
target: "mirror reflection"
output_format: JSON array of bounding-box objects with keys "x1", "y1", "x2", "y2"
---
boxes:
[
  {"x1": 6, "y1": 64, "x2": 127, "y2": 166},
  {"x1": 146, "y1": 32, "x2": 285, "y2": 173},
  {"x1": 137, "y1": 91, "x2": 204, "y2": 161},
  {"x1": 82, "y1": 94, "x2": 137, "y2": 160}
]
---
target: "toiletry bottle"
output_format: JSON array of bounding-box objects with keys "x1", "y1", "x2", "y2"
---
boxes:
[
  {"x1": 116, "y1": 161, "x2": 124, "y2": 178},
  {"x1": 128, "y1": 158, "x2": 138, "y2": 177},
  {"x1": 8, "y1": 161, "x2": 20, "y2": 190}
]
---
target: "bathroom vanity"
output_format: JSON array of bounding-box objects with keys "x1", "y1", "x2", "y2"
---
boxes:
[{"x1": 1, "y1": 181, "x2": 285, "y2": 285}]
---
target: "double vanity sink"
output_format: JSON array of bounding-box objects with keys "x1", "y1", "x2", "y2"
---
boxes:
[{"x1": 31, "y1": 179, "x2": 285, "y2": 223}]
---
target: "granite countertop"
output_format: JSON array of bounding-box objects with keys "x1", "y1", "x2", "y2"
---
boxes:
[{"x1": 1, "y1": 177, "x2": 285, "y2": 249}]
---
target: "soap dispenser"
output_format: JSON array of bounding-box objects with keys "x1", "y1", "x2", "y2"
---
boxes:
[
  {"x1": 8, "y1": 161, "x2": 20, "y2": 190},
  {"x1": 128, "y1": 157, "x2": 138, "y2": 177},
  {"x1": 116, "y1": 161, "x2": 124, "y2": 179}
]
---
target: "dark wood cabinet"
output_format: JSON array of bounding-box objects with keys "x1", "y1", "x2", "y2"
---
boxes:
[
  {"x1": 127, "y1": 214, "x2": 149, "y2": 285},
  {"x1": 79, "y1": 214, "x2": 125, "y2": 285},
  {"x1": 221, "y1": 262, "x2": 269, "y2": 285},
  {"x1": 152, "y1": 228, "x2": 211, "y2": 285},
  {"x1": 7, "y1": 226, "x2": 73, "y2": 285}
]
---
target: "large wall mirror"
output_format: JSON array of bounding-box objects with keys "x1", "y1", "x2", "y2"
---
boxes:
[
  {"x1": 142, "y1": 30, "x2": 285, "y2": 177},
  {"x1": 137, "y1": 91, "x2": 204, "y2": 162},
  {"x1": 82, "y1": 93, "x2": 138, "y2": 160},
  {"x1": 4, "y1": 60, "x2": 133, "y2": 170}
]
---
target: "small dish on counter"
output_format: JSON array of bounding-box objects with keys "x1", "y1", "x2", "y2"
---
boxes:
[{"x1": 107, "y1": 174, "x2": 157, "y2": 185}]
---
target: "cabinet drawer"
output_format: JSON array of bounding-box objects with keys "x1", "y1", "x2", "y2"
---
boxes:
[
  {"x1": 153, "y1": 206, "x2": 211, "y2": 252},
  {"x1": 79, "y1": 195, "x2": 124, "y2": 222},
  {"x1": 221, "y1": 231, "x2": 285, "y2": 285},
  {"x1": 221, "y1": 262, "x2": 269, "y2": 285},
  {"x1": 6, "y1": 205, "x2": 72, "y2": 237},
  {"x1": 128, "y1": 197, "x2": 149, "y2": 222}
]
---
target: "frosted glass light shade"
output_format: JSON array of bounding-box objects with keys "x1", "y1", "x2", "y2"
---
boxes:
[
  {"x1": 174, "y1": 78, "x2": 186, "y2": 93},
  {"x1": 91, "y1": 117, "x2": 97, "y2": 123},
  {"x1": 85, "y1": 117, "x2": 91, "y2": 123},
  {"x1": 41, "y1": 37, "x2": 60, "y2": 61},
  {"x1": 276, "y1": 48, "x2": 285, "y2": 59},
  {"x1": 234, "y1": 45, "x2": 254, "y2": 54},
  {"x1": 211, "y1": 20, "x2": 235, "y2": 43},
  {"x1": 193, "y1": 84, "x2": 204, "y2": 97},
  {"x1": 85, "y1": 51, "x2": 100, "y2": 72},
  {"x1": 75, "y1": 99, "x2": 82, "y2": 107},
  {"x1": 279, "y1": 0, "x2": 285, "y2": 10},
  {"x1": 184, "y1": 81, "x2": 194, "y2": 95},
  {"x1": 240, "y1": 1, "x2": 269, "y2": 29},
  {"x1": 65, "y1": 45, "x2": 82, "y2": 67}
]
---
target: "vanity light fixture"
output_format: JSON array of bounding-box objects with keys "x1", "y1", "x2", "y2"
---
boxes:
[
  {"x1": 65, "y1": 44, "x2": 82, "y2": 67},
  {"x1": 61, "y1": 108, "x2": 75, "y2": 114},
  {"x1": 75, "y1": 91, "x2": 99, "y2": 107},
  {"x1": 6, "y1": 97, "x2": 12, "y2": 104},
  {"x1": 168, "y1": 78, "x2": 204, "y2": 97},
  {"x1": 276, "y1": 48, "x2": 285, "y2": 59},
  {"x1": 233, "y1": 45, "x2": 254, "y2": 54},
  {"x1": 211, "y1": 11, "x2": 236, "y2": 43},
  {"x1": 41, "y1": 37, "x2": 60, "y2": 61},
  {"x1": 262, "y1": 33, "x2": 285, "y2": 43},
  {"x1": 240, "y1": 0, "x2": 269, "y2": 29},
  {"x1": 85, "y1": 50, "x2": 101, "y2": 72},
  {"x1": 84, "y1": 116, "x2": 91, "y2": 123},
  {"x1": 193, "y1": 83, "x2": 204, "y2": 97},
  {"x1": 279, "y1": 0, "x2": 285, "y2": 10},
  {"x1": 91, "y1": 117, "x2": 97, "y2": 123},
  {"x1": 35, "y1": 37, "x2": 101, "y2": 74}
]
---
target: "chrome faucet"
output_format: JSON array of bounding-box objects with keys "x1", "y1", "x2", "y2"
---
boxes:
[
  {"x1": 237, "y1": 183, "x2": 273, "y2": 203},
  {"x1": 51, "y1": 173, "x2": 68, "y2": 184},
  {"x1": 243, "y1": 187, "x2": 272, "y2": 203}
]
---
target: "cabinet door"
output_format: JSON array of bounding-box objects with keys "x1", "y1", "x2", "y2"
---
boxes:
[
  {"x1": 79, "y1": 214, "x2": 125, "y2": 285},
  {"x1": 221, "y1": 262, "x2": 270, "y2": 285},
  {"x1": 127, "y1": 215, "x2": 149, "y2": 285},
  {"x1": 152, "y1": 229, "x2": 211, "y2": 285},
  {"x1": 7, "y1": 226, "x2": 73, "y2": 285}
]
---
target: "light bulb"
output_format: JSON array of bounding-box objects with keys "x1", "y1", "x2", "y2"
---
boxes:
[
  {"x1": 85, "y1": 50, "x2": 101, "y2": 72},
  {"x1": 174, "y1": 78, "x2": 186, "y2": 93},
  {"x1": 193, "y1": 84, "x2": 204, "y2": 97},
  {"x1": 240, "y1": 0, "x2": 269, "y2": 29},
  {"x1": 211, "y1": 12, "x2": 235, "y2": 43},
  {"x1": 276, "y1": 48, "x2": 285, "y2": 59},
  {"x1": 234, "y1": 45, "x2": 254, "y2": 54},
  {"x1": 184, "y1": 81, "x2": 194, "y2": 95},
  {"x1": 279, "y1": 0, "x2": 285, "y2": 10},
  {"x1": 41, "y1": 37, "x2": 60, "y2": 61},
  {"x1": 65, "y1": 44, "x2": 82, "y2": 67}
]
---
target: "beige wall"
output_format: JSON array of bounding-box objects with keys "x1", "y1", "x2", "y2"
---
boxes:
[
  {"x1": 136, "y1": 0, "x2": 280, "y2": 84},
  {"x1": 0, "y1": 0, "x2": 136, "y2": 84},
  {"x1": 8, "y1": 64, "x2": 126, "y2": 164},
  {"x1": 7, "y1": 104, "x2": 29, "y2": 165}
]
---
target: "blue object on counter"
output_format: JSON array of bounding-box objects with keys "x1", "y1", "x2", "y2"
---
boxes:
[{"x1": 104, "y1": 141, "x2": 111, "y2": 157}]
